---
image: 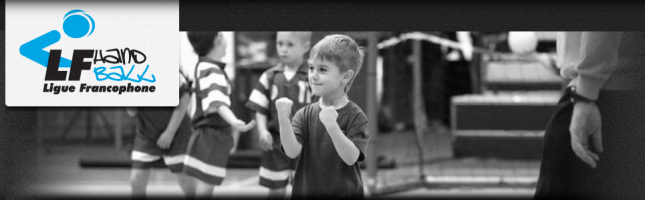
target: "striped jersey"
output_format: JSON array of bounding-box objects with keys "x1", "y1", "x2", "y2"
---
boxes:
[
  {"x1": 135, "y1": 69, "x2": 192, "y2": 140},
  {"x1": 189, "y1": 59, "x2": 232, "y2": 128},
  {"x1": 246, "y1": 62, "x2": 317, "y2": 134}
]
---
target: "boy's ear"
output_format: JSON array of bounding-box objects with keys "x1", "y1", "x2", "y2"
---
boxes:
[
  {"x1": 343, "y1": 69, "x2": 355, "y2": 82},
  {"x1": 304, "y1": 41, "x2": 311, "y2": 50},
  {"x1": 213, "y1": 35, "x2": 221, "y2": 47}
]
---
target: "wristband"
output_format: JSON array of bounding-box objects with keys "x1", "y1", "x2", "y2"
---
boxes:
[{"x1": 569, "y1": 86, "x2": 595, "y2": 104}]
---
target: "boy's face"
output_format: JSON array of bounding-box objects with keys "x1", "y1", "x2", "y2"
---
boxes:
[
  {"x1": 276, "y1": 32, "x2": 309, "y2": 65},
  {"x1": 308, "y1": 58, "x2": 351, "y2": 96},
  {"x1": 214, "y1": 33, "x2": 227, "y2": 57}
]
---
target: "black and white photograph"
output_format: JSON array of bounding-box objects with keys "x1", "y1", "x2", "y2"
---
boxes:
[{"x1": 3, "y1": 2, "x2": 645, "y2": 200}]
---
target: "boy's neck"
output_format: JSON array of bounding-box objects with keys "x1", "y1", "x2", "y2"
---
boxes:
[
  {"x1": 284, "y1": 57, "x2": 304, "y2": 70},
  {"x1": 200, "y1": 56, "x2": 223, "y2": 64},
  {"x1": 319, "y1": 89, "x2": 349, "y2": 109},
  {"x1": 203, "y1": 49, "x2": 224, "y2": 63}
]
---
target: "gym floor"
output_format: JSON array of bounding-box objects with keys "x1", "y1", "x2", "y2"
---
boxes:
[{"x1": 13, "y1": 131, "x2": 538, "y2": 199}]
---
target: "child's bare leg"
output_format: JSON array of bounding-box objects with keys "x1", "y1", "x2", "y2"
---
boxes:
[
  {"x1": 194, "y1": 179, "x2": 215, "y2": 198},
  {"x1": 176, "y1": 173, "x2": 197, "y2": 198},
  {"x1": 268, "y1": 187, "x2": 286, "y2": 199},
  {"x1": 130, "y1": 168, "x2": 151, "y2": 197}
]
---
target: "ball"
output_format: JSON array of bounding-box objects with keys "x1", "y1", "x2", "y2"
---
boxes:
[
  {"x1": 62, "y1": 10, "x2": 95, "y2": 38},
  {"x1": 508, "y1": 32, "x2": 538, "y2": 55}
]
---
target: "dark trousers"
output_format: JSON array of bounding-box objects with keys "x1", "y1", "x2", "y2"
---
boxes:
[{"x1": 535, "y1": 88, "x2": 645, "y2": 199}]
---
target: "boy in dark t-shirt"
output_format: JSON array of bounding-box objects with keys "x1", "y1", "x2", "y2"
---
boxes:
[
  {"x1": 246, "y1": 31, "x2": 317, "y2": 199},
  {"x1": 276, "y1": 34, "x2": 369, "y2": 199}
]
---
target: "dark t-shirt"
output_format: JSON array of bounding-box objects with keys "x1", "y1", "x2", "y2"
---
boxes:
[{"x1": 290, "y1": 101, "x2": 369, "y2": 199}]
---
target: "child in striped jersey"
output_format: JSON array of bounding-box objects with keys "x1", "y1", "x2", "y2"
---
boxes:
[
  {"x1": 184, "y1": 31, "x2": 256, "y2": 198},
  {"x1": 246, "y1": 31, "x2": 316, "y2": 199},
  {"x1": 127, "y1": 68, "x2": 194, "y2": 198}
]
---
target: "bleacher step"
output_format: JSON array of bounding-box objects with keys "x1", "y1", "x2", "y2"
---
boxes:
[
  {"x1": 484, "y1": 59, "x2": 564, "y2": 91},
  {"x1": 451, "y1": 91, "x2": 560, "y2": 130},
  {"x1": 453, "y1": 130, "x2": 544, "y2": 159}
]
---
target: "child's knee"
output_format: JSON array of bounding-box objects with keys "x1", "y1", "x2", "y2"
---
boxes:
[{"x1": 130, "y1": 168, "x2": 151, "y2": 182}]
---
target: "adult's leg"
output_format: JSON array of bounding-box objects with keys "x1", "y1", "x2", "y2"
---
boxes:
[
  {"x1": 534, "y1": 89, "x2": 597, "y2": 199},
  {"x1": 536, "y1": 89, "x2": 645, "y2": 200},
  {"x1": 589, "y1": 90, "x2": 645, "y2": 199}
]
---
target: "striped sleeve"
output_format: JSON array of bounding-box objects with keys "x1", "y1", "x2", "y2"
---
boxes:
[
  {"x1": 245, "y1": 71, "x2": 271, "y2": 115},
  {"x1": 197, "y1": 64, "x2": 231, "y2": 114}
]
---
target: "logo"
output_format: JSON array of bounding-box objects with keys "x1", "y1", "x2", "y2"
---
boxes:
[
  {"x1": 20, "y1": 10, "x2": 157, "y2": 95},
  {"x1": 7, "y1": 1, "x2": 178, "y2": 107}
]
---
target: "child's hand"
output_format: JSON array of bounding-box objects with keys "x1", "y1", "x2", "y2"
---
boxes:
[
  {"x1": 275, "y1": 98, "x2": 293, "y2": 117},
  {"x1": 259, "y1": 130, "x2": 274, "y2": 151},
  {"x1": 157, "y1": 131, "x2": 174, "y2": 149},
  {"x1": 319, "y1": 106, "x2": 338, "y2": 126},
  {"x1": 126, "y1": 107, "x2": 137, "y2": 117},
  {"x1": 230, "y1": 130, "x2": 240, "y2": 154},
  {"x1": 232, "y1": 119, "x2": 257, "y2": 132},
  {"x1": 230, "y1": 143, "x2": 237, "y2": 154}
]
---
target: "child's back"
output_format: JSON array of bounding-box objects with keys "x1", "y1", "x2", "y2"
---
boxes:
[{"x1": 183, "y1": 31, "x2": 255, "y2": 198}]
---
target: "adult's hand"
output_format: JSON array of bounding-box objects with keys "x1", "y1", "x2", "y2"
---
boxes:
[{"x1": 570, "y1": 101, "x2": 603, "y2": 168}]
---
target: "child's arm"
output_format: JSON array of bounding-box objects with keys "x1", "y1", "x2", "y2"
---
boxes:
[
  {"x1": 230, "y1": 129, "x2": 240, "y2": 154},
  {"x1": 255, "y1": 112, "x2": 274, "y2": 151},
  {"x1": 157, "y1": 93, "x2": 190, "y2": 149},
  {"x1": 214, "y1": 106, "x2": 255, "y2": 154},
  {"x1": 212, "y1": 105, "x2": 256, "y2": 132},
  {"x1": 245, "y1": 71, "x2": 274, "y2": 151},
  {"x1": 319, "y1": 107, "x2": 361, "y2": 166},
  {"x1": 198, "y1": 64, "x2": 256, "y2": 132},
  {"x1": 276, "y1": 98, "x2": 302, "y2": 158}
]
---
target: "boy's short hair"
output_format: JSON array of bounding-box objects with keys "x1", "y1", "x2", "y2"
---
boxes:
[
  {"x1": 310, "y1": 34, "x2": 365, "y2": 92},
  {"x1": 187, "y1": 31, "x2": 220, "y2": 57},
  {"x1": 278, "y1": 31, "x2": 312, "y2": 44}
]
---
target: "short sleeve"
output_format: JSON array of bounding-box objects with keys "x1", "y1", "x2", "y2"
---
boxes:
[
  {"x1": 281, "y1": 106, "x2": 306, "y2": 156},
  {"x1": 196, "y1": 64, "x2": 231, "y2": 114},
  {"x1": 246, "y1": 72, "x2": 272, "y2": 115},
  {"x1": 179, "y1": 71, "x2": 191, "y2": 98},
  {"x1": 291, "y1": 107, "x2": 306, "y2": 145},
  {"x1": 347, "y1": 110, "x2": 369, "y2": 162}
]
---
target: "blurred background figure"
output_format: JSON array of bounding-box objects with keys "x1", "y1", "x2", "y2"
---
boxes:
[{"x1": 127, "y1": 69, "x2": 193, "y2": 198}]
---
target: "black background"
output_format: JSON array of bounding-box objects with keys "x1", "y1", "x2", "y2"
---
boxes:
[{"x1": 4, "y1": 0, "x2": 645, "y2": 199}]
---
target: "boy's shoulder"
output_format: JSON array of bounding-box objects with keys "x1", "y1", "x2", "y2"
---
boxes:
[
  {"x1": 347, "y1": 101, "x2": 366, "y2": 113},
  {"x1": 298, "y1": 101, "x2": 365, "y2": 116},
  {"x1": 195, "y1": 60, "x2": 227, "y2": 73},
  {"x1": 196, "y1": 61, "x2": 222, "y2": 70},
  {"x1": 264, "y1": 63, "x2": 285, "y2": 74},
  {"x1": 194, "y1": 61, "x2": 227, "y2": 80},
  {"x1": 263, "y1": 62, "x2": 308, "y2": 76}
]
